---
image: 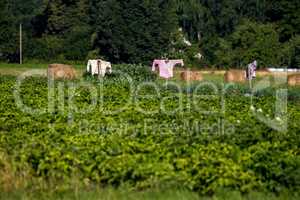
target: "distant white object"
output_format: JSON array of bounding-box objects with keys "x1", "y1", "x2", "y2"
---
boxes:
[
  {"x1": 288, "y1": 69, "x2": 300, "y2": 72},
  {"x1": 197, "y1": 32, "x2": 201, "y2": 41},
  {"x1": 194, "y1": 53, "x2": 203, "y2": 60},
  {"x1": 87, "y1": 59, "x2": 112, "y2": 77},
  {"x1": 268, "y1": 68, "x2": 285, "y2": 72},
  {"x1": 183, "y1": 37, "x2": 192, "y2": 46},
  {"x1": 268, "y1": 68, "x2": 300, "y2": 72}
]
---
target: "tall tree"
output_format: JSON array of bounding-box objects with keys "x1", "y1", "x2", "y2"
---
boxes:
[
  {"x1": 267, "y1": 0, "x2": 300, "y2": 42},
  {"x1": 0, "y1": 0, "x2": 18, "y2": 62},
  {"x1": 215, "y1": 20, "x2": 282, "y2": 68},
  {"x1": 45, "y1": 0, "x2": 70, "y2": 34},
  {"x1": 92, "y1": 0, "x2": 178, "y2": 63},
  {"x1": 290, "y1": 36, "x2": 300, "y2": 68}
]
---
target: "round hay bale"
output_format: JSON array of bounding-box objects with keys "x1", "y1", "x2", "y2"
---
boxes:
[
  {"x1": 257, "y1": 69, "x2": 270, "y2": 77},
  {"x1": 224, "y1": 70, "x2": 246, "y2": 83},
  {"x1": 48, "y1": 64, "x2": 77, "y2": 80},
  {"x1": 181, "y1": 71, "x2": 203, "y2": 81},
  {"x1": 288, "y1": 74, "x2": 300, "y2": 86}
]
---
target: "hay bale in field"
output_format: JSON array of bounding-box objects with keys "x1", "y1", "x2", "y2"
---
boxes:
[
  {"x1": 181, "y1": 71, "x2": 203, "y2": 81},
  {"x1": 48, "y1": 64, "x2": 77, "y2": 80},
  {"x1": 288, "y1": 74, "x2": 300, "y2": 86},
  {"x1": 256, "y1": 69, "x2": 270, "y2": 76},
  {"x1": 224, "y1": 70, "x2": 246, "y2": 83}
]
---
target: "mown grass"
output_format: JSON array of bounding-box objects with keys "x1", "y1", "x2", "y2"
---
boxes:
[
  {"x1": 0, "y1": 188, "x2": 198, "y2": 200},
  {"x1": 0, "y1": 62, "x2": 85, "y2": 76},
  {"x1": 0, "y1": 62, "x2": 49, "y2": 69},
  {"x1": 1, "y1": 188, "x2": 299, "y2": 200},
  {"x1": 0, "y1": 62, "x2": 85, "y2": 70}
]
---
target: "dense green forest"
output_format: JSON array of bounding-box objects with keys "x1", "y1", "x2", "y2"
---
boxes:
[{"x1": 0, "y1": 0, "x2": 299, "y2": 68}]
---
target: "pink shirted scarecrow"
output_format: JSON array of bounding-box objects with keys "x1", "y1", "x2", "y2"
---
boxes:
[{"x1": 152, "y1": 59, "x2": 184, "y2": 79}]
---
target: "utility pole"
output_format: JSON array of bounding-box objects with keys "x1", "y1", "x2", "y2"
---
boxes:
[{"x1": 19, "y1": 23, "x2": 22, "y2": 65}]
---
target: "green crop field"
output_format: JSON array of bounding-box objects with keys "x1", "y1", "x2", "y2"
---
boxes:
[
  {"x1": 0, "y1": 64, "x2": 300, "y2": 199},
  {"x1": 1, "y1": 0, "x2": 299, "y2": 198}
]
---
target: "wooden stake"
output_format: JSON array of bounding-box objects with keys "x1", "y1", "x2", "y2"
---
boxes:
[{"x1": 19, "y1": 23, "x2": 22, "y2": 65}]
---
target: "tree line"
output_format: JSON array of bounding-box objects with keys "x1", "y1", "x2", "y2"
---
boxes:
[{"x1": 0, "y1": 0, "x2": 299, "y2": 68}]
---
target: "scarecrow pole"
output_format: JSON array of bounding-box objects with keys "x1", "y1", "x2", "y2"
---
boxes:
[
  {"x1": 165, "y1": 59, "x2": 169, "y2": 87},
  {"x1": 19, "y1": 23, "x2": 22, "y2": 65},
  {"x1": 249, "y1": 76, "x2": 252, "y2": 92},
  {"x1": 97, "y1": 60, "x2": 101, "y2": 80},
  {"x1": 247, "y1": 61, "x2": 256, "y2": 93},
  {"x1": 248, "y1": 65, "x2": 252, "y2": 92}
]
